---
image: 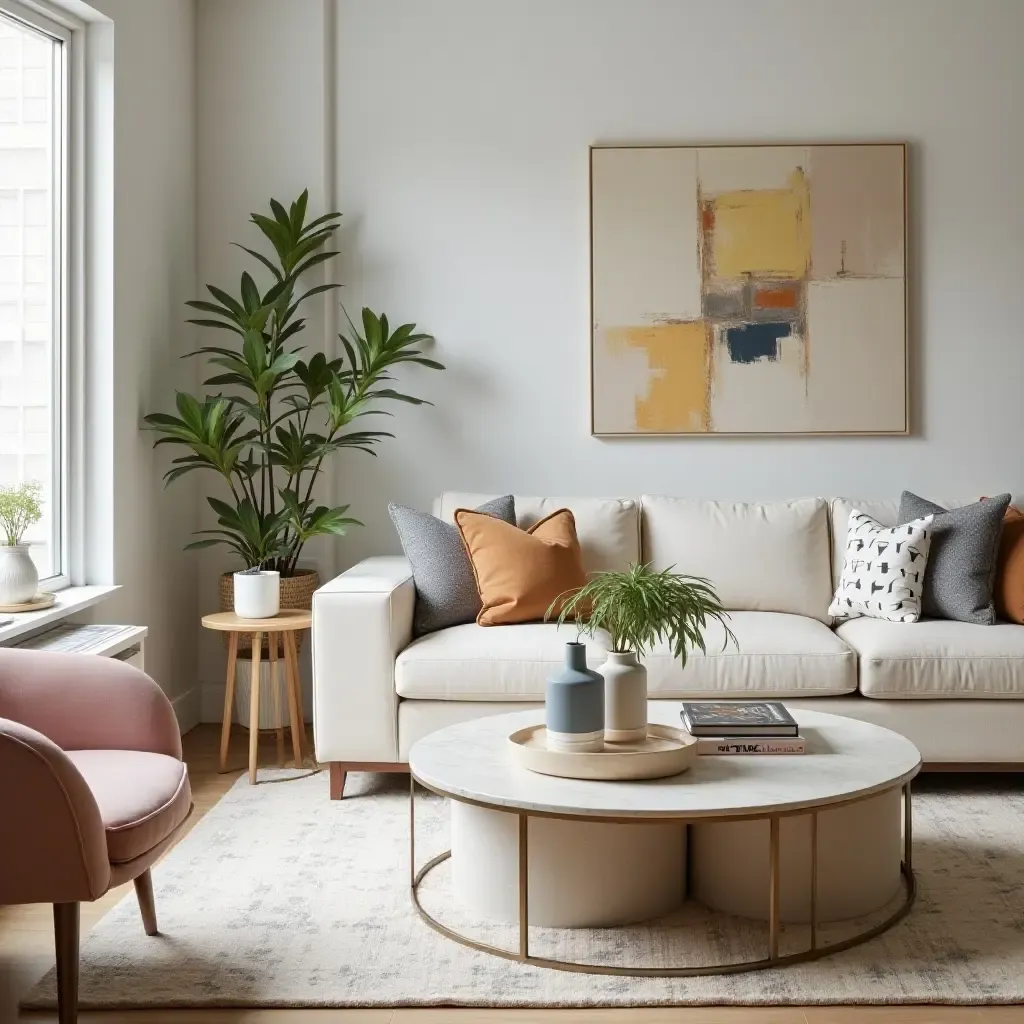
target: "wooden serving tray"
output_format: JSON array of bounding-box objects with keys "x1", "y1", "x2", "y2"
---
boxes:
[{"x1": 508, "y1": 723, "x2": 696, "y2": 781}]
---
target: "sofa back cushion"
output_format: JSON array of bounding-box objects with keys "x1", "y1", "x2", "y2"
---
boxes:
[
  {"x1": 437, "y1": 493, "x2": 639, "y2": 574},
  {"x1": 640, "y1": 496, "x2": 833, "y2": 622},
  {"x1": 829, "y1": 498, "x2": 975, "y2": 588}
]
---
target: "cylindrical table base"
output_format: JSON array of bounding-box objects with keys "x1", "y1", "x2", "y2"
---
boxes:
[
  {"x1": 451, "y1": 802, "x2": 686, "y2": 928},
  {"x1": 690, "y1": 788, "x2": 903, "y2": 923}
]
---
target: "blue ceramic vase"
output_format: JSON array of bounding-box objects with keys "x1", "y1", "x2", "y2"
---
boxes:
[{"x1": 545, "y1": 642, "x2": 604, "y2": 752}]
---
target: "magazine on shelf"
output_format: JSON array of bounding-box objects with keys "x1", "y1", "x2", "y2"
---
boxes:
[{"x1": 680, "y1": 701, "x2": 799, "y2": 737}]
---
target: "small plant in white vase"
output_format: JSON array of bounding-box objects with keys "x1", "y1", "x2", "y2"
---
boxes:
[
  {"x1": 0, "y1": 481, "x2": 43, "y2": 605},
  {"x1": 550, "y1": 563, "x2": 738, "y2": 742}
]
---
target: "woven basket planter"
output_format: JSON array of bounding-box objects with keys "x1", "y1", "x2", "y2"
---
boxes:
[{"x1": 219, "y1": 568, "x2": 318, "y2": 657}]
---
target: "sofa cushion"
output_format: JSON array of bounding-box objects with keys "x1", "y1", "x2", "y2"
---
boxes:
[
  {"x1": 455, "y1": 508, "x2": 587, "y2": 625},
  {"x1": 641, "y1": 496, "x2": 833, "y2": 622},
  {"x1": 396, "y1": 613, "x2": 855, "y2": 700},
  {"x1": 898, "y1": 491, "x2": 1010, "y2": 625},
  {"x1": 437, "y1": 493, "x2": 638, "y2": 574},
  {"x1": 644, "y1": 612, "x2": 857, "y2": 697},
  {"x1": 829, "y1": 498, "x2": 974, "y2": 588},
  {"x1": 396, "y1": 622, "x2": 611, "y2": 700},
  {"x1": 65, "y1": 750, "x2": 191, "y2": 864},
  {"x1": 836, "y1": 617, "x2": 1024, "y2": 698},
  {"x1": 389, "y1": 496, "x2": 516, "y2": 636}
]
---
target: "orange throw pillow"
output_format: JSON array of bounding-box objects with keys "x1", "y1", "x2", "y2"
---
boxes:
[
  {"x1": 455, "y1": 507, "x2": 588, "y2": 626},
  {"x1": 995, "y1": 505, "x2": 1024, "y2": 624}
]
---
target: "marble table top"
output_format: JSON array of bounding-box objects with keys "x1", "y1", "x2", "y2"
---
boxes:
[{"x1": 408, "y1": 704, "x2": 922, "y2": 820}]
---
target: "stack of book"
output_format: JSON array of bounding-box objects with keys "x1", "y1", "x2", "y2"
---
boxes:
[{"x1": 680, "y1": 701, "x2": 805, "y2": 755}]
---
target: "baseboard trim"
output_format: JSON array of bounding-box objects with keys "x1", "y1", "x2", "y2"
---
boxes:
[{"x1": 171, "y1": 686, "x2": 201, "y2": 735}]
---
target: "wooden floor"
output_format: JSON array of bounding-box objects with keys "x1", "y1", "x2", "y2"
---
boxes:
[{"x1": 1, "y1": 725, "x2": 1019, "y2": 1024}]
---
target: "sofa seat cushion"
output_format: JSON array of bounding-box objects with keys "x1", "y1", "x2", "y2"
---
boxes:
[
  {"x1": 645, "y1": 612, "x2": 857, "y2": 697},
  {"x1": 65, "y1": 750, "x2": 191, "y2": 864},
  {"x1": 396, "y1": 623, "x2": 610, "y2": 700},
  {"x1": 836, "y1": 617, "x2": 1024, "y2": 698},
  {"x1": 396, "y1": 613, "x2": 855, "y2": 701}
]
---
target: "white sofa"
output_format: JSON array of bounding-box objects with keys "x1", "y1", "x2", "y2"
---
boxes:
[{"x1": 312, "y1": 493, "x2": 1024, "y2": 797}]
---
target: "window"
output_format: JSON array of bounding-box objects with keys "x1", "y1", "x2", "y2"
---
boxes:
[{"x1": 0, "y1": 1, "x2": 68, "y2": 585}]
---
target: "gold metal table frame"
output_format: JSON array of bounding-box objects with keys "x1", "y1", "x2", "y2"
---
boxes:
[{"x1": 409, "y1": 775, "x2": 916, "y2": 977}]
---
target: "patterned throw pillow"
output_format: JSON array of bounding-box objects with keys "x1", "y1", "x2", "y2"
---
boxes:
[{"x1": 829, "y1": 510, "x2": 934, "y2": 623}]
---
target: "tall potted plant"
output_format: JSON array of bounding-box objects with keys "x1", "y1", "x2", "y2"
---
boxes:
[
  {"x1": 146, "y1": 191, "x2": 442, "y2": 655},
  {"x1": 550, "y1": 563, "x2": 737, "y2": 741}
]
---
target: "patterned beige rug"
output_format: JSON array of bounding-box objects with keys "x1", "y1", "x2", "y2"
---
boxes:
[{"x1": 23, "y1": 770, "x2": 1024, "y2": 1009}]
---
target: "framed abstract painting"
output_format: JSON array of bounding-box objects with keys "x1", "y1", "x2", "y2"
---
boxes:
[{"x1": 590, "y1": 143, "x2": 907, "y2": 436}]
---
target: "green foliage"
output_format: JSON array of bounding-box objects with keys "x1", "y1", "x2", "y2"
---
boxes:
[
  {"x1": 548, "y1": 562, "x2": 738, "y2": 666},
  {"x1": 0, "y1": 480, "x2": 43, "y2": 546},
  {"x1": 144, "y1": 191, "x2": 443, "y2": 571}
]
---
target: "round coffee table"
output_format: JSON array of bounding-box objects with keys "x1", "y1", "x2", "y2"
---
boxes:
[{"x1": 408, "y1": 703, "x2": 920, "y2": 976}]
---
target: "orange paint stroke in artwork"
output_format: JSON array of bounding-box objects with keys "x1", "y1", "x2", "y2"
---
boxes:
[
  {"x1": 754, "y1": 285, "x2": 799, "y2": 310},
  {"x1": 701, "y1": 205, "x2": 715, "y2": 232}
]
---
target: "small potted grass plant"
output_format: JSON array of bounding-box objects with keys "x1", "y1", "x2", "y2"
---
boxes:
[
  {"x1": 0, "y1": 481, "x2": 43, "y2": 605},
  {"x1": 550, "y1": 563, "x2": 737, "y2": 742}
]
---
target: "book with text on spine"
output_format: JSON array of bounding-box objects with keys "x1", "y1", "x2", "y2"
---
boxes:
[{"x1": 696, "y1": 736, "x2": 806, "y2": 755}]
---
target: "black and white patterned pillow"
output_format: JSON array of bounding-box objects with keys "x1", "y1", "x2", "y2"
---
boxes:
[{"x1": 829, "y1": 510, "x2": 934, "y2": 623}]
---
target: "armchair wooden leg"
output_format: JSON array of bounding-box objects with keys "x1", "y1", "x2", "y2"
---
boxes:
[
  {"x1": 134, "y1": 868, "x2": 159, "y2": 936},
  {"x1": 53, "y1": 901, "x2": 79, "y2": 1024},
  {"x1": 330, "y1": 761, "x2": 346, "y2": 800}
]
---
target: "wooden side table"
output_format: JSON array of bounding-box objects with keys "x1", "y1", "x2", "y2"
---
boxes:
[{"x1": 201, "y1": 609, "x2": 313, "y2": 784}]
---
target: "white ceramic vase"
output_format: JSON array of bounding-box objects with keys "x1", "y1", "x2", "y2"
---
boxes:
[
  {"x1": 233, "y1": 570, "x2": 280, "y2": 619},
  {"x1": 600, "y1": 651, "x2": 648, "y2": 743},
  {"x1": 0, "y1": 544, "x2": 38, "y2": 604}
]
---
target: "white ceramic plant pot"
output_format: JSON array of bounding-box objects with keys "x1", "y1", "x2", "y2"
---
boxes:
[
  {"x1": 233, "y1": 570, "x2": 280, "y2": 619},
  {"x1": 600, "y1": 651, "x2": 649, "y2": 743},
  {"x1": 0, "y1": 544, "x2": 38, "y2": 604}
]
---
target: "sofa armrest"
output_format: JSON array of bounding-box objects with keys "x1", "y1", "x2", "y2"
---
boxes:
[
  {"x1": 0, "y1": 718, "x2": 111, "y2": 905},
  {"x1": 0, "y1": 649, "x2": 182, "y2": 759},
  {"x1": 312, "y1": 556, "x2": 415, "y2": 763}
]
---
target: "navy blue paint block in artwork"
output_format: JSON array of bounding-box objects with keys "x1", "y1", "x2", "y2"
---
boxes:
[{"x1": 726, "y1": 322, "x2": 791, "y2": 364}]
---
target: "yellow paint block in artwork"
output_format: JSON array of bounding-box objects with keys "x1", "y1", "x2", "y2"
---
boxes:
[
  {"x1": 610, "y1": 323, "x2": 708, "y2": 432},
  {"x1": 710, "y1": 170, "x2": 811, "y2": 279}
]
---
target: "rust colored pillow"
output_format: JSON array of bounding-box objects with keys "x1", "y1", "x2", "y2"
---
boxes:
[
  {"x1": 454, "y1": 507, "x2": 588, "y2": 626},
  {"x1": 995, "y1": 504, "x2": 1024, "y2": 624}
]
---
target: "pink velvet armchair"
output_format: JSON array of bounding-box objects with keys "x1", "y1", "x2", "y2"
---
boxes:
[{"x1": 0, "y1": 648, "x2": 193, "y2": 1024}]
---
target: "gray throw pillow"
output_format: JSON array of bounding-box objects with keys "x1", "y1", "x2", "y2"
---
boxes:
[
  {"x1": 389, "y1": 496, "x2": 516, "y2": 636},
  {"x1": 898, "y1": 491, "x2": 1011, "y2": 624}
]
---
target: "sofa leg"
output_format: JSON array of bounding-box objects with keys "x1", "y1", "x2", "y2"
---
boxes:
[
  {"x1": 330, "y1": 761, "x2": 347, "y2": 800},
  {"x1": 329, "y1": 761, "x2": 410, "y2": 799},
  {"x1": 53, "y1": 901, "x2": 79, "y2": 1024},
  {"x1": 134, "y1": 867, "x2": 159, "y2": 935}
]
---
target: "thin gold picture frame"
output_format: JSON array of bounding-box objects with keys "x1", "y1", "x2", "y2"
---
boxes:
[{"x1": 588, "y1": 141, "x2": 910, "y2": 438}]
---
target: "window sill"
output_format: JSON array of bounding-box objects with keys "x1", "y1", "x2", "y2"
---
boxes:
[{"x1": 0, "y1": 585, "x2": 121, "y2": 645}]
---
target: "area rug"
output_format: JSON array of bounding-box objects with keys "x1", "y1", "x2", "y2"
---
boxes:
[{"x1": 23, "y1": 770, "x2": 1024, "y2": 1009}]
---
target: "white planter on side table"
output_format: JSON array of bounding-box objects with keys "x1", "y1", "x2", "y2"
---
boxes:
[{"x1": 233, "y1": 570, "x2": 280, "y2": 619}]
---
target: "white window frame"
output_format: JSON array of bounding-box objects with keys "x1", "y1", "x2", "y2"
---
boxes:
[{"x1": 0, "y1": 0, "x2": 80, "y2": 590}]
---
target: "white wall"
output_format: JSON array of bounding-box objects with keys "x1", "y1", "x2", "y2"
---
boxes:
[
  {"x1": 334, "y1": 0, "x2": 1023, "y2": 568},
  {"x1": 194, "y1": 0, "x2": 1023, "y2": 712},
  {"x1": 82, "y1": 0, "x2": 199, "y2": 721},
  {"x1": 196, "y1": 0, "x2": 328, "y2": 713}
]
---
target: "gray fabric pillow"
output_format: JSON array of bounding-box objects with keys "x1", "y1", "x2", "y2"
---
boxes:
[
  {"x1": 898, "y1": 492, "x2": 1011, "y2": 624},
  {"x1": 388, "y1": 496, "x2": 516, "y2": 636}
]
